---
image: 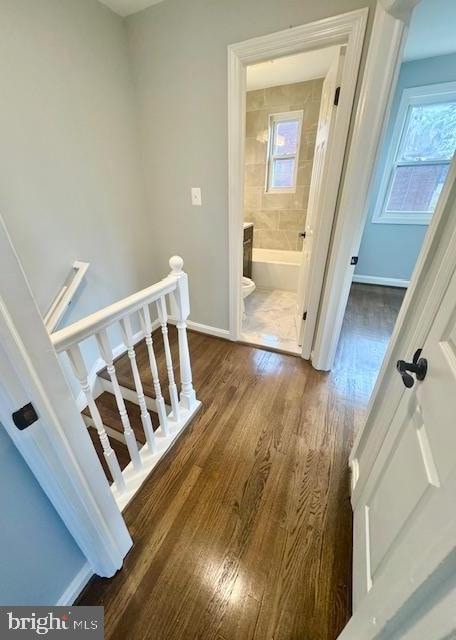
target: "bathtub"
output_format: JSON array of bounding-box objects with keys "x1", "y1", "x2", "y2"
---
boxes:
[{"x1": 252, "y1": 248, "x2": 301, "y2": 291}]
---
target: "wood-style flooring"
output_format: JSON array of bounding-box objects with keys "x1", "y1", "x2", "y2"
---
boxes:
[{"x1": 78, "y1": 283, "x2": 405, "y2": 640}]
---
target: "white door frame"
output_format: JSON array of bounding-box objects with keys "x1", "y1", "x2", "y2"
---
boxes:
[
  {"x1": 311, "y1": 0, "x2": 421, "y2": 371},
  {"x1": 227, "y1": 9, "x2": 368, "y2": 345},
  {"x1": 339, "y1": 157, "x2": 456, "y2": 640},
  {"x1": 0, "y1": 215, "x2": 132, "y2": 578}
]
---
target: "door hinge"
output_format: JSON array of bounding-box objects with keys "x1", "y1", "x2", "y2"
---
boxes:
[
  {"x1": 334, "y1": 86, "x2": 341, "y2": 106},
  {"x1": 299, "y1": 231, "x2": 306, "y2": 239},
  {"x1": 350, "y1": 256, "x2": 359, "y2": 265},
  {"x1": 12, "y1": 402, "x2": 39, "y2": 430},
  {"x1": 303, "y1": 311, "x2": 307, "y2": 321}
]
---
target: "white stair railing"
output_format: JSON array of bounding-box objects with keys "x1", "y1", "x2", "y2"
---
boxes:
[
  {"x1": 139, "y1": 304, "x2": 170, "y2": 436},
  {"x1": 96, "y1": 329, "x2": 142, "y2": 471},
  {"x1": 44, "y1": 261, "x2": 90, "y2": 333},
  {"x1": 51, "y1": 256, "x2": 200, "y2": 511}
]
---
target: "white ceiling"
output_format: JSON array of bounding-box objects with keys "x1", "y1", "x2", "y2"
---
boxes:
[
  {"x1": 246, "y1": 46, "x2": 339, "y2": 91},
  {"x1": 98, "y1": 0, "x2": 164, "y2": 17},
  {"x1": 404, "y1": 0, "x2": 456, "y2": 61}
]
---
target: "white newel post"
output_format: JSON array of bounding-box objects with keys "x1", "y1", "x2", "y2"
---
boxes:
[
  {"x1": 169, "y1": 256, "x2": 197, "y2": 411},
  {"x1": 66, "y1": 344, "x2": 126, "y2": 492}
]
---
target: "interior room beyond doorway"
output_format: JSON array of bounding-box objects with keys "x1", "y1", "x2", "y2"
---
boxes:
[{"x1": 240, "y1": 46, "x2": 340, "y2": 355}]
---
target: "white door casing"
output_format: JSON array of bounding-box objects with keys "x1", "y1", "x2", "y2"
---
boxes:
[
  {"x1": 295, "y1": 46, "x2": 345, "y2": 351},
  {"x1": 228, "y1": 9, "x2": 368, "y2": 344},
  {"x1": 341, "y1": 159, "x2": 456, "y2": 639},
  {"x1": 0, "y1": 215, "x2": 132, "y2": 577},
  {"x1": 311, "y1": 1, "x2": 413, "y2": 371}
]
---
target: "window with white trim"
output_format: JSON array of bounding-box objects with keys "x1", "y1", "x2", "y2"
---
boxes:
[
  {"x1": 265, "y1": 111, "x2": 303, "y2": 193},
  {"x1": 373, "y1": 82, "x2": 456, "y2": 225}
]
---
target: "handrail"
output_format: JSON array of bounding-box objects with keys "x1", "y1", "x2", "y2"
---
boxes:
[
  {"x1": 54, "y1": 256, "x2": 199, "y2": 511},
  {"x1": 45, "y1": 261, "x2": 90, "y2": 334},
  {"x1": 51, "y1": 275, "x2": 177, "y2": 353}
]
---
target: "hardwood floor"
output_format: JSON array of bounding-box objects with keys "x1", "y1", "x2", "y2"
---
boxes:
[{"x1": 79, "y1": 283, "x2": 405, "y2": 640}]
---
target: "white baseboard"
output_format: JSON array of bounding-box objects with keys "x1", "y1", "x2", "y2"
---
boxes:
[
  {"x1": 187, "y1": 320, "x2": 230, "y2": 339},
  {"x1": 55, "y1": 562, "x2": 93, "y2": 605},
  {"x1": 352, "y1": 274, "x2": 409, "y2": 288},
  {"x1": 166, "y1": 316, "x2": 230, "y2": 340}
]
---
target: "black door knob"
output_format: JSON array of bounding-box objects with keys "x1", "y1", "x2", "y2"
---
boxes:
[{"x1": 396, "y1": 349, "x2": 428, "y2": 389}]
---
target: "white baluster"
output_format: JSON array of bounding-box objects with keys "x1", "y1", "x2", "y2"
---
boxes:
[
  {"x1": 66, "y1": 344, "x2": 125, "y2": 492},
  {"x1": 96, "y1": 329, "x2": 142, "y2": 469},
  {"x1": 120, "y1": 316, "x2": 156, "y2": 451},
  {"x1": 156, "y1": 296, "x2": 180, "y2": 421},
  {"x1": 139, "y1": 305, "x2": 169, "y2": 436},
  {"x1": 169, "y1": 256, "x2": 197, "y2": 410}
]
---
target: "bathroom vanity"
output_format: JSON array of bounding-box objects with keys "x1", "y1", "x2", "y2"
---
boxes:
[{"x1": 243, "y1": 222, "x2": 253, "y2": 278}]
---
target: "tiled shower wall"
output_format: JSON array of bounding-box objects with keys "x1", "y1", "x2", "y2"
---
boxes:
[{"x1": 244, "y1": 79, "x2": 323, "y2": 251}]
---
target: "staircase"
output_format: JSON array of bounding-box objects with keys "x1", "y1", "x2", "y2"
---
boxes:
[{"x1": 50, "y1": 257, "x2": 201, "y2": 511}]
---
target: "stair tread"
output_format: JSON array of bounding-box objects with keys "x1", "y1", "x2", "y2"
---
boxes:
[
  {"x1": 82, "y1": 391, "x2": 159, "y2": 445},
  {"x1": 97, "y1": 326, "x2": 181, "y2": 404},
  {"x1": 87, "y1": 428, "x2": 131, "y2": 484}
]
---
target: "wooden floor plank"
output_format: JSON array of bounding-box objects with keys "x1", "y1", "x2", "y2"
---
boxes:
[{"x1": 79, "y1": 284, "x2": 405, "y2": 640}]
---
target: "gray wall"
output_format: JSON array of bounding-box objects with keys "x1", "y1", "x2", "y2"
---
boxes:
[
  {"x1": 126, "y1": 0, "x2": 375, "y2": 329},
  {"x1": 0, "y1": 424, "x2": 85, "y2": 605},
  {"x1": 0, "y1": 0, "x2": 155, "y2": 603},
  {"x1": 0, "y1": 0, "x2": 158, "y2": 392},
  {"x1": 355, "y1": 52, "x2": 456, "y2": 282}
]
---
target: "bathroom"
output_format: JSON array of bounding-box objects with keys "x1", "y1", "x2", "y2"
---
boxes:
[{"x1": 240, "y1": 50, "x2": 331, "y2": 354}]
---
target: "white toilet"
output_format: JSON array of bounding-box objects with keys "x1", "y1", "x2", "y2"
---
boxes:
[{"x1": 241, "y1": 276, "x2": 256, "y2": 313}]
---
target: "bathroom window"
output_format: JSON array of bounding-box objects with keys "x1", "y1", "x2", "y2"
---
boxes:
[
  {"x1": 266, "y1": 111, "x2": 303, "y2": 193},
  {"x1": 373, "y1": 82, "x2": 456, "y2": 225}
]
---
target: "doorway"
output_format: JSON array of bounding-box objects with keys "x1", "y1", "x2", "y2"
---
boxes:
[
  {"x1": 334, "y1": 0, "x2": 456, "y2": 396},
  {"x1": 240, "y1": 47, "x2": 341, "y2": 354},
  {"x1": 228, "y1": 10, "x2": 368, "y2": 357}
]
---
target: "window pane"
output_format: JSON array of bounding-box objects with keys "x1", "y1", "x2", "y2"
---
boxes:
[
  {"x1": 271, "y1": 158, "x2": 295, "y2": 188},
  {"x1": 399, "y1": 102, "x2": 456, "y2": 162},
  {"x1": 386, "y1": 163, "x2": 449, "y2": 213},
  {"x1": 273, "y1": 120, "x2": 300, "y2": 156}
]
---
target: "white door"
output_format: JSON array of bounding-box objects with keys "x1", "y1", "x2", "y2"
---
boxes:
[
  {"x1": 295, "y1": 47, "x2": 345, "y2": 346},
  {"x1": 340, "y1": 164, "x2": 456, "y2": 638}
]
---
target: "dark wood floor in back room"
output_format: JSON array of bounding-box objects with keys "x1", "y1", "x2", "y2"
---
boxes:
[{"x1": 79, "y1": 283, "x2": 405, "y2": 640}]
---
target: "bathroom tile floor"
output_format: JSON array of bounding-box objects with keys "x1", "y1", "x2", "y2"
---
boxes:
[{"x1": 241, "y1": 287, "x2": 301, "y2": 355}]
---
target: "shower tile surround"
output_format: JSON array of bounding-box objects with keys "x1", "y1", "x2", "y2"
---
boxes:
[
  {"x1": 244, "y1": 78, "x2": 323, "y2": 251},
  {"x1": 244, "y1": 79, "x2": 323, "y2": 251}
]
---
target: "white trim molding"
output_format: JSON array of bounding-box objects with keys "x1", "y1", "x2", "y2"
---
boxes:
[
  {"x1": 352, "y1": 274, "x2": 409, "y2": 287},
  {"x1": 187, "y1": 320, "x2": 230, "y2": 340},
  {"x1": 228, "y1": 8, "x2": 368, "y2": 345},
  {"x1": 55, "y1": 563, "x2": 93, "y2": 606},
  {"x1": 311, "y1": 1, "x2": 413, "y2": 371}
]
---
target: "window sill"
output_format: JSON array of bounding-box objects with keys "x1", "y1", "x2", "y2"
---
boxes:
[
  {"x1": 264, "y1": 188, "x2": 297, "y2": 195},
  {"x1": 372, "y1": 212, "x2": 432, "y2": 226}
]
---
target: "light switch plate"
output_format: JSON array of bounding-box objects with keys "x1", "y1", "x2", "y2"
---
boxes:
[{"x1": 191, "y1": 187, "x2": 202, "y2": 206}]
